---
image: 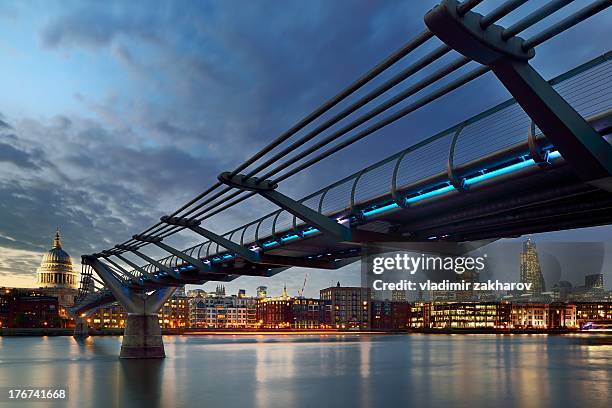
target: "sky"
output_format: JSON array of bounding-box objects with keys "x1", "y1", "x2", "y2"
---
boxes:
[{"x1": 0, "y1": 0, "x2": 611, "y2": 298}]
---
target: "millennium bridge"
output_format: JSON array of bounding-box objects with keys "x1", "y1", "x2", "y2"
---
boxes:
[{"x1": 69, "y1": 0, "x2": 612, "y2": 358}]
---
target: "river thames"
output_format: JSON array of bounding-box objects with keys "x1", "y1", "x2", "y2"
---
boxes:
[{"x1": 0, "y1": 334, "x2": 610, "y2": 407}]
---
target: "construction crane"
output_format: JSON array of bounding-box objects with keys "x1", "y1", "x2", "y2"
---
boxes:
[{"x1": 298, "y1": 273, "x2": 308, "y2": 298}]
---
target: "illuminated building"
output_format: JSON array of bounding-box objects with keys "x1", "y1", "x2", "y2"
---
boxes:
[
  {"x1": 187, "y1": 289, "x2": 206, "y2": 298},
  {"x1": 371, "y1": 300, "x2": 410, "y2": 330},
  {"x1": 511, "y1": 303, "x2": 549, "y2": 328},
  {"x1": 429, "y1": 302, "x2": 511, "y2": 329},
  {"x1": 0, "y1": 291, "x2": 8, "y2": 327},
  {"x1": 320, "y1": 282, "x2": 371, "y2": 329},
  {"x1": 159, "y1": 290, "x2": 189, "y2": 328},
  {"x1": 519, "y1": 238, "x2": 546, "y2": 293},
  {"x1": 548, "y1": 303, "x2": 577, "y2": 329},
  {"x1": 291, "y1": 298, "x2": 331, "y2": 329},
  {"x1": 32, "y1": 229, "x2": 79, "y2": 324},
  {"x1": 409, "y1": 302, "x2": 430, "y2": 328},
  {"x1": 575, "y1": 302, "x2": 612, "y2": 328},
  {"x1": 0, "y1": 289, "x2": 59, "y2": 328},
  {"x1": 189, "y1": 290, "x2": 257, "y2": 328},
  {"x1": 36, "y1": 228, "x2": 78, "y2": 290},
  {"x1": 90, "y1": 304, "x2": 127, "y2": 328},
  {"x1": 256, "y1": 286, "x2": 293, "y2": 328},
  {"x1": 188, "y1": 294, "x2": 207, "y2": 327}
]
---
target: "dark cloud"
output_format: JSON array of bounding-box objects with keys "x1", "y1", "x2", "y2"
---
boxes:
[{"x1": 0, "y1": 142, "x2": 40, "y2": 169}]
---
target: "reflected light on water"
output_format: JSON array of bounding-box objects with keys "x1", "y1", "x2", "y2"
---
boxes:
[{"x1": 0, "y1": 334, "x2": 609, "y2": 407}]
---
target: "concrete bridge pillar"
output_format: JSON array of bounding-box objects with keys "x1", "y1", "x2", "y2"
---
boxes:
[
  {"x1": 73, "y1": 317, "x2": 89, "y2": 338},
  {"x1": 117, "y1": 287, "x2": 175, "y2": 359},
  {"x1": 121, "y1": 314, "x2": 165, "y2": 358},
  {"x1": 82, "y1": 255, "x2": 175, "y2": 359}
]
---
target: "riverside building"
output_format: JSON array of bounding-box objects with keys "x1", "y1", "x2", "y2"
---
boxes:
[{"x1": 320, "y1": 282, "x2": 371, "y2": 329}]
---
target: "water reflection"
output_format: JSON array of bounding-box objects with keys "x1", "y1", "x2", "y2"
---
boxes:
[{"x1": 0, "y1": 334, "x2": 609, "y2": 408}]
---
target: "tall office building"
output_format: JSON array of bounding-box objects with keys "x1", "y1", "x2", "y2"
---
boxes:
[
  {"x1": 585, "y1": 273, "x2": 604, "y2": 290},
  {"x1": 520, "y1": 238, "x2": 546, "y2": 293}
]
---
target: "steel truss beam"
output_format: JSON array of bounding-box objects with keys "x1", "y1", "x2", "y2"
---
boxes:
[
  {"x1": 132, "y1": 234, "x2": 210, "y2": 272},
  {"x1": 218, "y1": 172, "x2": 400, "y2": 242},
  {"x1": 115, "y1": 245, "x2": 180, "y2": 278},
  {"x1": 112, "y1": 252, "x2": 161, "y2": 282},
  {"x1": 161, "y1": 215, "x2": 363, "y2": 268},
  {"x1": 99, "y1": 253, "x2": 142, "y2": 285},
  {"x1": 425, "y1": 0, "x2": 612, "y2": 190}
]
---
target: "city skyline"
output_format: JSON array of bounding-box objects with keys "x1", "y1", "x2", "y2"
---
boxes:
[
  {"x1": 4, "y1": 227, "x2": 612, "y2": 300},
  {"x1": 1, "y1": 1, "x2": 612, "y2": 295}
]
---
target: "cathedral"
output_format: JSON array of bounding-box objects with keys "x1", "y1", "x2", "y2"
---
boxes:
[{"x1": 36, "y1": 228, "x2": 79, "y2": 310}]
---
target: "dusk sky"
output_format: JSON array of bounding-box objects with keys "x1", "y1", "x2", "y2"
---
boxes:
[{"x1": 0, "y1": 0, "x2": 611, "y2": 297}]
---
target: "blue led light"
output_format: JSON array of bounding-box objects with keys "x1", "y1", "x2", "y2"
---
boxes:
[
  {"x1": 405, "y1": 184, "x2": 455, "y2": 205},
  {"x1": 362, "y1": 202, "x2": 400, "y2": 217},
  {"x1": 262, "y1": 241, "x2": 279, "y2": 248},
  {"x1": 281, "y1": 234, "x2": 299, "y2": 242},
  {"x1": 464, "y1": 158, "x2": 535, "y2": 186},
  {"x1": 302, "y1": 228, "x2": 319, "y2": 236},
  {"x1": 222, "y1": 254, "x2": 233, "y2": 259}
]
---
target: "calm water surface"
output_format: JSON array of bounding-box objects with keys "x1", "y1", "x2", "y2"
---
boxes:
[{"x1": 0, "y1": 334, "x2": 610, "y2": 408}]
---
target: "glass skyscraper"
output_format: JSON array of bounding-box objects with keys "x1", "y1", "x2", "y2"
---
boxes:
[{"x1": 520, "y1": 238, "x2": 546, "y2": 293}]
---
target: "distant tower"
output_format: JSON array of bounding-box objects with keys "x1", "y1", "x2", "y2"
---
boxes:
[
  {"x1": 520, "y1": 238, "x2": 546, "y2": 293},
  {"x1": 585, "y1": 273, "x2": 604, "y2": 289},
  {"x1": 256, "y1": 286, "x2": 268, "y2": 299},
  {"x1": 281, "y1": 284, "x2": 289, "y2": 299}
]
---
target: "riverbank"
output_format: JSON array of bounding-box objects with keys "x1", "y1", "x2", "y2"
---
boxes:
[{"x1": 2, "y1": 327, "x2": 608, "y2": 336}]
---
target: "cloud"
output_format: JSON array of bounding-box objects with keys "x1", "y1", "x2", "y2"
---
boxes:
[
  {"x1": 0, "y1": 141, "x2": 40, "y2": 169},
  {"x1": 0, "y1": 246, "x2": 44, "y2": 288},
  {"x1": 40, "y1": 7, "x2": 160, "y2": 50}
]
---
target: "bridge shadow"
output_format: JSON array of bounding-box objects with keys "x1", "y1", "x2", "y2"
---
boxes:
[{"x1": 118, "y1": 359, "x2": 166, "y2": 407}]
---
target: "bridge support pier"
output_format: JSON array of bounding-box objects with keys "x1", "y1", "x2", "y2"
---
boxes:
[
  {"x1": 81, "y1": 255, "x2": 176, "y2": 359},
  {"x1": 121, "y1": 314, "x2": 165, "y2": 359},
  {"x1": 73, "y1": 317, "x2": 89, "y2": 338}
]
